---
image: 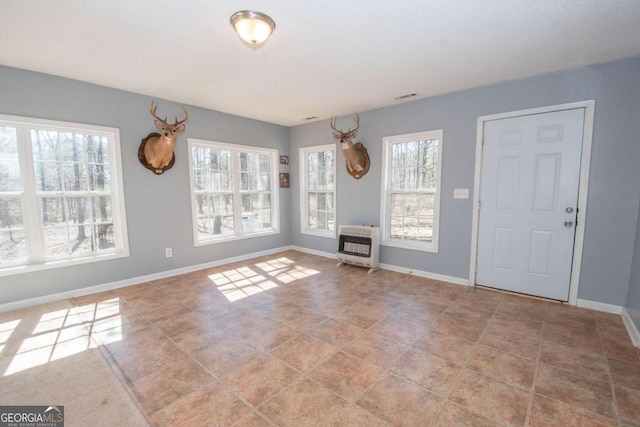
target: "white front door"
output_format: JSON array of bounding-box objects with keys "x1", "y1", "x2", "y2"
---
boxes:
[{"x1": 476, "y1": 108, "x2": 584, "y2": 301}]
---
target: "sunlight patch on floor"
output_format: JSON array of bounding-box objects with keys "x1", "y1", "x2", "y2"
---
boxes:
[
  {"x1": 209, "y1": 267, "x2": 278, "y2": 302},
  {"x1": 3, "y1": 298, "x2": 123, "y2": 377},
  {"x1": 73, "y1": 298, "x2": 123, "y2": 345},
  {"x1": 209, "y1": 257, "x2": 320, "y2": 302},
  {"x1": 256, "y1": 257, "x2": 320, "y2": 284},
  {"x1": 0, "y1": 319, "x2": 21, "y2": 357}
]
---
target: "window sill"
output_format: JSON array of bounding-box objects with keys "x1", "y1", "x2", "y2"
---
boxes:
[
  {"x1": 381, "y1": 239, "x2": 438, "y2": 253},
  {"x1": 0, "y1": 250, "x2": 130, "y2": 278},
  {"x1": 195, "y1": 229, "x2": 280, "y2": 247},
  {"x1": 301, "y1": 229, "x2": 337, "y2": 239}
]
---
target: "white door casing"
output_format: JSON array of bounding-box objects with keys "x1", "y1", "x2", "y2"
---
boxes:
[{"x1": 475, "y1": 107, "x2": 587, "y2": 301}]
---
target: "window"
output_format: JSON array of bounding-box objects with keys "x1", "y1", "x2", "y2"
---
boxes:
[
  {"x1": 188, "y1": 139, "x2": 279, "y2": 245},
  {"x1": 380, "y1": 130, "x2": 443, "y2": 252},
  {"x1": 0, "y1": 114, "x2": 129, "y2": 276},
  {"x1": 299, "y1": 144, "x2": 336, "y2": 238}
]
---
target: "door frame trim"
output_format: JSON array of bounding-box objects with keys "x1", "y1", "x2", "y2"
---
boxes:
[{"x1": 469, "y1": 101, "x2": 595, "y2": 305}]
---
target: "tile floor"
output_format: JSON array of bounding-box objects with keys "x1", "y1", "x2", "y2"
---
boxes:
[{"x1": 7, "y1": 250, "x2": 640, "y2": 426}]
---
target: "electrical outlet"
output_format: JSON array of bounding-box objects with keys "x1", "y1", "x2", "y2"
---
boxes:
[
  {"x1": 165, "y1": 248, "x2": 172, "y2": 258},
  {"x1": 454, "y1": 188, "x2": 469, "y2": 199}
]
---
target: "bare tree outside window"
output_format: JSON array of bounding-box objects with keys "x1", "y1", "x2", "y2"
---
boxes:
[
  {"x1": 0, "y1": 115, "x2": 127, "y2": 274},
  {"x1": 189, "y1": 141, "x2": 277, "y2": 245},
  {"x1": 382, "y1": 130, "x2": 442, "y2": 252},
  {"x1": 31, "y1": 129, "x2": 115, "y2": 259},
  {"x1": 300, "y1": 144, "x2": 336, "y2": 237},
  {"x1": 0, "y1": 126, "x2": 27, "y2": 264}
]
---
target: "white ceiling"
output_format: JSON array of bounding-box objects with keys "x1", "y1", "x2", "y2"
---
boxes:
[{"x1": 1, "y1": 1, "x2": 640, "y2": 126}]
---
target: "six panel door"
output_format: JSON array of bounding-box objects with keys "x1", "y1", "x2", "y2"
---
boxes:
[{"x1": 476, "y1": 108, "x2": 584, "y2": 301}]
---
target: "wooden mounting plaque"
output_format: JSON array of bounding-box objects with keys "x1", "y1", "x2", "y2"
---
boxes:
[{"x1": 138, "y1": 132, "x2": 175, "y2": 175}]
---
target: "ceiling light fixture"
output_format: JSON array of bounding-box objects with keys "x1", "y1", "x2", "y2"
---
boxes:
[{"x1": 230, "y1": 10, "x2": 276, "y2": 50}]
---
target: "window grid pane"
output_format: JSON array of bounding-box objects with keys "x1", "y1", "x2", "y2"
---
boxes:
[
  {"x1": 192, "y1": 147, "x2": 232, "y2": 192},
  {"x1": 32, "y1": 131, "x2": 111, "y2": 193},
  {"x1": 31, "y1": 130, "x2": 116, "y2": 261},
  {"x1": 241, "y1": 192, "x2": 271, "y2": 233},
  {"x1": 386, "y1": 134, "x2": 440, "y2": 246},
  {"x1": 191, "y1": 142, "x2": 277, "y2": 244},
  {"x1": 239, "y1": 151, "x2": 272, "y2": 233},
  {"x1": 304, "y1": 147, "x2": 336, "y2": 234},
  {"x1": 0, "y1": 197, "x2": 27, "y2": 264},
  {"x1": 40, "y1": 195, "x2": 115, "y2": 259},
  {"x1": 195, "y1": 193, "x2": 235, "y2": 239},
  {"x1": 192, "y1": 146, "x2": 236, "y2": 240},
  {"x1": 390, "y1": 192, "x2": 434, "y2": 242},
  {"x1": 0, "y1": 126, "x2": 27, "y2": 265},
  {"x1": 391, "y1": 139, "x2": 438, "y2": 191},
  {"x1": 240, "y1": 152, "x2": 270, "y2": 192},
  {"x1": 308, "y1": 150, "x2": 334, "y2": 191},
  {"x1": 0, "y1": 126, "x2": 21, "y2": 192},
  {"x1": 0, "y1": 117, "x2": 126, "y2": 274},
  {"x1": 307, "y1": 191, "x2": 335, "y2": 231}
]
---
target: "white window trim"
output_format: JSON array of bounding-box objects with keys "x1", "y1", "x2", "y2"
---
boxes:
[
  {"x1": 380, "y1": 130, "x2": 443, "y2": 253},
  {"x1": 188, "y1": 138, "x2": 280, "y2": 247},
  {"x1": 299, "y1": 143, "x2": 337, "y2": 239},
  {"x1": 0, "y1": 114, "x2": 130, "y2": 277}
]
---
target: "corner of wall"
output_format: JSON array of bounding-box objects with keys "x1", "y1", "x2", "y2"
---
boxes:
[{"x1": 622, "y1": 308, "x2": 640, "y2": 348}]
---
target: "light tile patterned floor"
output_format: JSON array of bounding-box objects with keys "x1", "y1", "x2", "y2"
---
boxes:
[{"x1": 4, "y1": 250, "x2": 640, "y2": 426}]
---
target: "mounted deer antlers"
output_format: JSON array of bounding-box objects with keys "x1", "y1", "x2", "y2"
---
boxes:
[
  {"x1": 138, "y1": 102, "x2": 189, "y2": 174},
  {"x1": 330, "y1": 113, "x2": 370, "y2": 179}
]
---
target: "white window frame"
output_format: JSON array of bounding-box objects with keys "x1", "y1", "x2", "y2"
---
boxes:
[
  {"x1": 188, "y1": 138, "x2": 279, "y2": 246},
  {"x1": 380, "y1": 130, "x2": 443, "y2": 253},
  {"x1": 299, "y1": 144, "x2": 337, "y2": 238},
  {"x1": 0, "y1": 114, "x2": 129, "y2": 277}
]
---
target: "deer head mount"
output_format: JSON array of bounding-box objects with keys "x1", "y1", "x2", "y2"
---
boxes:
[
  {"x1": 138, "y1": 102, "x2": 189, "y2": 174},
  {"x1": 330, "y1": 113, "x2": 370, "y2": 179}
]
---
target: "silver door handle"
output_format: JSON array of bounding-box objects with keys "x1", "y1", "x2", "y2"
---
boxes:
[{"x1": 564, "y1": 220, "x2": 573, "y2": 228}]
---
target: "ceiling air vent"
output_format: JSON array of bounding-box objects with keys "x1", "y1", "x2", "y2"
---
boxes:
[
  {"x1": 394, "y1": 92, "x2": 418, "y2": 101},
  {"x1": 303, "y1": 116, "x2": 317, "y2": 121}
]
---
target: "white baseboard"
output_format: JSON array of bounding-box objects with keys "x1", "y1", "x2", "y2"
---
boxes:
[
  {"x1": 576, "y1": 299, "x2": 623, "y2": 314},
  {"x1": 16, "y1": 243, "x2": 628, "y2": 323},
  {"x1": 0, "y1": 245, "x2": 294, "y2": 313},
  {"x1": 7, "y1": 244, "x2": 469, "y2": 312},
  {"x1": 379, "y1": 263, "x2": 469, "y2": 286},
  {"x1": 291, "y1": 245, "x2": 469, "y2": 286},
  {"x1": 290, "y1": 246, "x2": 336, "y2": 260},
  {"x1": 576, "y1": 299, "x2": 639, "y2": 348},
  {"x1": 622, "y1": 308, "x2": 640, "y2": 348}
]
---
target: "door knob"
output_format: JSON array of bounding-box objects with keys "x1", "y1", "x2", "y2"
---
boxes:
[{"x1": 563, "y1": 220, "x2": 574, "y2": 228}]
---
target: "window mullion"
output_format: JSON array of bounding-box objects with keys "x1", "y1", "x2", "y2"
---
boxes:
[
  {"x1": 18, "y1": 124, "x2": 45, "y2": 264},
  {"x1": 331, "y1": 151, "x2": 336, "y2": 229},
  {"x1": 231, "y1": 150, "x2": 243, "y2": 235},
  {"x1": 304, "y1": 152, "x2": 310, "y2": 230}
]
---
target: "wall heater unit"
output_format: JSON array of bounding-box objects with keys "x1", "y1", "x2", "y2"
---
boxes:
[{"x1": 336, "y1": 225, "x2": 380, "y2": 274}]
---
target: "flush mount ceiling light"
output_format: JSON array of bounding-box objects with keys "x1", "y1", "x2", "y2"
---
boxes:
[{"x1": 230, "y1": 10, "x2": 276, "y2": 50}]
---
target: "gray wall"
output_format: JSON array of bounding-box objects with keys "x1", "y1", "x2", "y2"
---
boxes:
[
  {"x1": 626, "y1": 194, "x2": 640, "y2": 332},
  {"x1": 0, "y1": 66, "x2": 290, "y2": 305},
  {"x1": 290, "y1": 57, "x2": 640, "y2": 306},
  {"x1": 2, "y1": 57, "x2": 640, "y2": 308}
]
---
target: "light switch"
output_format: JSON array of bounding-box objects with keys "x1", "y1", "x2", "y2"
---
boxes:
[{"x1": 454, "y1": 188, "x2": 469, "y2": 199}]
